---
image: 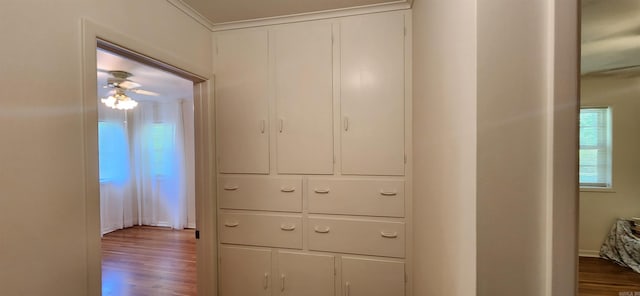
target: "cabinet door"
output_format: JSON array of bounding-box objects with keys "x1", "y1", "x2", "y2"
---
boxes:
[
  {"x1": 340, "y1": 12, "x2": 405, "y2": 176},
  {"x1": 220, "y1": 246, "x2": 272, "y2": 296},
  {"x1": 278, "y1": 252, "x2": 335, "y2": 296},
  {"x1": 274, "y1": 22, "x2": 334, "y2": 174},
  {"x1": 341, "y1": 257, "x2": 405, "y2": 296},
  {"x1": 215, "y1": 29, "x2": 270, "y2": 174}
]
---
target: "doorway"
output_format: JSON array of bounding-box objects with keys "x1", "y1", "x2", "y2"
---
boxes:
[
  {"x1": 81, "y1": 20, "x2": 217, "y2": 295},
  {"x1": 578, "y1": 0, "x2": 640, "y2": 294},
  {"x1": 96, "y1": 46, "x2": 198, "y2": 295}
]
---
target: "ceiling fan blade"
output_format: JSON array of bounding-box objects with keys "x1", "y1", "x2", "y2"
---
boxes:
[
  {"x1": 128, "y1": 89, "x2": 159, "y2": 96},
  {"x1": 118, "y1": 80, "x2": 142, "y2": 89}
]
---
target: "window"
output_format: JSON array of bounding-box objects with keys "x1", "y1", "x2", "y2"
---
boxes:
[
  {"x1": 579, "y1": 107, "x2": 612, "y2": 188},
  {"x1": 146, "y1": 123, "x2": 176, "y2": 177},
  {"x1": 98, "y1": 122, "x2": 130, "y2": 184}
]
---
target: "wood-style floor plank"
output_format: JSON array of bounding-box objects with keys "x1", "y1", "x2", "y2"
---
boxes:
[
  {"x1": 102, "y1": 226, "x2": 196, "y2": 296},
  {"x1": 580, "y1": 256, "x2": 640, "y2": 296}
]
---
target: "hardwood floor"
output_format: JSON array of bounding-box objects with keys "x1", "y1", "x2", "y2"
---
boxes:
[
  {"x1": 580, "y1": 256, "x2": 640, "y2": 296},
  {"x1": 102, "y1": 226, "x2": 196, "y2": 296},
  {"x1": 103, "y1": 231, "x2": 640, "y2": 296}
]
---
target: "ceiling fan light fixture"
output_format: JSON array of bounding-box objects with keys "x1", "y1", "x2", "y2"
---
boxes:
[{"x1": 101, "y1": 93, "x2": 138, "y2": 110}]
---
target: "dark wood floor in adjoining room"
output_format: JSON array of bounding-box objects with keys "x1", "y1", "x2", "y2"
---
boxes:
[
  {"x1": 102, "y1": 226, "x2": 196, "y2": 296},
  {"x1": 580, "y1": 256, "x2": 640, "y2": 296}
]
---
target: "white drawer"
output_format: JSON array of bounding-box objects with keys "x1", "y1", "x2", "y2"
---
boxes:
[
  {"x1": 220, "y1": 212, "x2": 303, "y2": 249},
  {"x1": 308, "y1": 216, "x2": 404, "y2": 258},
  {"x1": 308, "y1": 178, "x2": 404, "y2": 217},
  {"x1": 219, "y1": 176, "x2": 302, "y2": 212}
]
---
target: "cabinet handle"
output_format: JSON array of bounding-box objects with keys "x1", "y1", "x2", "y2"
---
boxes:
[
  {"x1": 223, "y1": 185, "x2": 239, "y2": 191},
  {"x1": 280, "y1": 224, "x2": 296, "y2": 231},
  {"x1": 314, "y1": 226, "x2": 330, "y2": 233},
  {"x1": 379, "y1": 190, "x2": 397, "y2": 196},
  {"x1": 343, "y1": 116, "x2": 349, "y2": 131},
  {"x1": 380, "y1": 231, "x2": 398, "y2": 238},
  {"x1": 314, "y1": 188, "x2": 330, "y2": 194},
  {"x1": 263, "y1": 273, "x2": 269, "y2": 289},
  {"x1": 345, "y1": 281, "x2": 350, "y2": 296},
  {"x1": 279, "y1": 119, "x2": 284, "y2": 133},
  {"x1": 281, "y1": 274, "x2": 286, "y2": 292},
  {"x1": 260, "y1": 120, "x2": 266, "y2": 134},
  {"x1": 224, "y1": 221, "x2": 239, "y2": 227},
  {"x1": 280, "y1": 187, "x2": 296, "y2": 193}
]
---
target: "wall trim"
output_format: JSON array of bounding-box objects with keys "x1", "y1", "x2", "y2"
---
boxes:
[
  {"x1": 81, "y1": 18, "x2": 216, "y2": 296},
  {"x1": 166, "y1": 0, "x2": 215, "y2": 31},
  {"x1": 211, "y1": 1, "x2": 411, "y2": 31},
  {"x1": 578, "y1": 250, "x2": 600, "y2": 258}
]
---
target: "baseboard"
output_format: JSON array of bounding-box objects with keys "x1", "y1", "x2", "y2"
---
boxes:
[
  {"x1": 101, "y1": 225, "x2": 121, "y2": 235},
  {"x1": 187, "y1": 222, "x2": 196, "y2": 229},
  {"x1": 579, "y1": 249, "x2": 600, "y2": 258}
]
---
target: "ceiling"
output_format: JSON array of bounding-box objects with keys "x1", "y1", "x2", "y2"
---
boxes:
[
  {"x1": 181, "y1": 0, "x2": 409, "y2": 24},
  {"x1": 582, "y1": 0, "x2": 640, "y2": 76},
  {"x1": 96, "y1": 48, "x2": 193, "y2": 103}
]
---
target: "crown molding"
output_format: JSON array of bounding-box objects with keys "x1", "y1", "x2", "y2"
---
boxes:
[
  {"x1": 166, "y1": 0, "x2": 215, "y2": 31},
  {"x1": 211, "y1": 1, "x2": 411, "y2": 31},
  {"x1": 168, "y1": 0, "x2": 411, "y2": 32}
]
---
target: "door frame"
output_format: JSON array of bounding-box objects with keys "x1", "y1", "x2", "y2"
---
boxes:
[{"x1": 80, "y1": 19, "x2": 217, "y2": 295}]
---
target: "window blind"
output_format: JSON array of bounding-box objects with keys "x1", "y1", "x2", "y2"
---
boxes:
[{"x1": 579, "y1": 107, "x2": 612, "y2": 187}]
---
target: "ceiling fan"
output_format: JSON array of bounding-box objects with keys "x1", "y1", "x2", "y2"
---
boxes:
[{"x1": 99, "y1": 70, "x2": 159, "y2": 110}]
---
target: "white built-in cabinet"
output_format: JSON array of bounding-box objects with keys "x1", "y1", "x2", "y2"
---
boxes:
[
  {"x1": 215, "y1": 29, "x2": 270, "y2": 174},
  {"x1": 215, "y1": 9, "x2": 410, "y2": 296},
  {"x1": 342, "y1": 257, "x2": 405, "y2": 296},
  {"x1": 277, "y1": 251, "x2": 335, "y2": 296},
  {"x1": 340, "y1": 12, "x2": 406, "y2": 176},
  {"x1": 274, "y1": 22, "x2": 334, "y2": 174},
  {"x1": 220, "y1": 246, "x2": 272, "y2": 296}
]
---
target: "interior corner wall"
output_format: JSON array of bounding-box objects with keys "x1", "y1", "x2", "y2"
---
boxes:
[
  {"x1": 412, "y1": 0, "x2": 477, "y2": 295},
  {"x1": 579, "y1": 76, "x2": 640, "y2": 254},
  {"x1": 0, "y1": 1, "x2": 212, "y2": 295},
  {"x1": 476, "y1": 0, "x2": 549, "y2": 295}
]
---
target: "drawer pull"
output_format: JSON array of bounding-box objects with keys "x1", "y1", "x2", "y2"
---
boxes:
[
  {"x1": 223, "y1": 185, "x2": 239, "y2": 191},
  {"x1": 380, "y1": 231, "x2": 398, "y2": 238},
  {"x1": 379, "y1": 190, "x2": 398, "y2": 196},
  {"x1": 314, "y1": 188, "x2": 330, "y2": 194},
  {"x1": 314, "y1": 226, "x2": 331, "y2": 233},
  {"x1": 281, "y1": 274, "x2": 286, "y2": 291},
  {"x1": 260, "y1": 120, "x2": 266, "y2": 134},
  {"x1": 224, "y1": 221, "x2": 239, "y2": 227},
  {"x1": 345, "y1": 281, "x2": 350, "y2": 296},
  {"x1": 280, "y1": 224, "x2": 296, "y2": 231},
  {"x1": 263, "y1": 273, "x2": 269, "y2": 289},
  {"x1": 280, "y1": 187, "x2": 296, "y2": 193}
]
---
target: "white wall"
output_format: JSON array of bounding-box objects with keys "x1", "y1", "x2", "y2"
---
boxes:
[
  {"x1": 413, "y1": 0, "x2": 578, "y2": 295},
  {"x1": 477, "y1": 1, "x2": 548, "y2": 295},
  {"x1": 412, "y1": 0, "x2": 477, "y2": 295},
  {"x1": 0, "y1": 1, "x2": 211, "y2": 295},
  {"x1": 579, "y1": 76, "x2": 640, "y2": 254}
]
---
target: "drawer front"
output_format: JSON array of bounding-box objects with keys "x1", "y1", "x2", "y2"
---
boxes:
[
  {"x1": 308, "y1": 179, "x2": 404, "y2": 217},
  {"x1": 219, "y1": 176, "x2": 302, "y2": 212},
  {"x1": 220, "y1": 212, "x2": 303, "y2": 249},
  {"x1": 308, "y1": 217, "x2": 404, "y2": 258}
]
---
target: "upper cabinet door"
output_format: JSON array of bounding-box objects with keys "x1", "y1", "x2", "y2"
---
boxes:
[
  {"x1": 274, "y1": 22, "x2": 334, "y2": 174},
  {"x1": 340, "y1": 12, "x2": 405, "y2": 176},
  {"x1": 215, "y1": 29, "x2": 270, "y2": 174}
]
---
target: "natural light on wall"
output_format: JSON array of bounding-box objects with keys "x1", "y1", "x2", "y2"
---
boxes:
[{"x1": 579, "y1": 107, "x2": 612, "y2": 188}]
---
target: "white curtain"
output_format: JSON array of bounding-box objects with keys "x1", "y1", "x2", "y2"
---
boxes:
[
  {"x1": 131, "y1": 101, "x2": 188, "y2": 229},
  {"x1": 98, "y1": 104, "x2": 136, "y2": 235}
]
